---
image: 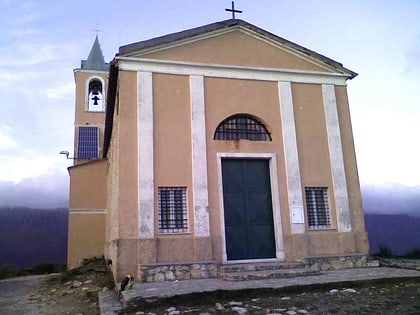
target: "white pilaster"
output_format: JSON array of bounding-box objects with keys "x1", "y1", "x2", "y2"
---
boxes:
[
  {"x1": 190, "y1": 75, "x2": 210, "y2": 237},
  {"x1": 278, "y1": 81, "x2": 305, "y2": 234},
  {"x1": 137, "y1": 71, "x2": 155, "y2": 238},
  {"x1": 322, "y1": 84, "x2": 352, "y2": 232}
]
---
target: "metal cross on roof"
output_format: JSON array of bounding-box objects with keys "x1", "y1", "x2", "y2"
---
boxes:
[{"x1": 225, "y1": 1, "x2": 242, "y2": 19}]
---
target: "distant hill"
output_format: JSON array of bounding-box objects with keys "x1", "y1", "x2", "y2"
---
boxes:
[
  {"x1": 0, "y1": 207, "x2": 68, "y2": 269},
  {"x1": 364, "y1": 214, "x2": 420, "y2": 256},
  {"x1": 361, "y1": 184, "x2": 420, "y2": 255}
]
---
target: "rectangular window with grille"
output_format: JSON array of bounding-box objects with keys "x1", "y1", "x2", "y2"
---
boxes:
[
  {"x1": 305, "y1": 187, "x2": 331, "y2": 230},
  {"x1": 158, "y1": 187, "x2": 188, "y2": 233},
  {"x1": 77, "y1": 126, "x2": 99, "y2": 159}
]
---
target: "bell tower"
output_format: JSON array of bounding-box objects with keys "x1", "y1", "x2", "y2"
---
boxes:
[{"x1": 73, "y1": 36, "x2": 109, "y2": 164}]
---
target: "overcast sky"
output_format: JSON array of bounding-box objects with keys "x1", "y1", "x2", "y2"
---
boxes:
[{"x1": 1, "y1": 0, "x2": 420, "y2": 208}]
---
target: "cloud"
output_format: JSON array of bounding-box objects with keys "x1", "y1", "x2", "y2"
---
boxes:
[
  {"x1": 361, "y1": 183, "x2": 420, "y2": 216},
  {"x1": 352, "y1": 108, "x2": 420, "y2": 186},
  {"x1": 0, "y1": 147, "x2": 72, "y2": 183},
  {"x1": 0, "y1": 124, "x2": 18, "y2": 150},
  {"x1": 9, "y1": 28, "x2": 40, "y2": 37},
  {"x1": 45, "y1": 83, "x2": 75, "y2": 100},
  {"x1": 0, "y1": 169, "x2": 69, "y2": 208}
]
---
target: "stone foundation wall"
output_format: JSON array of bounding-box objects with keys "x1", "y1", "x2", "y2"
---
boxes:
[
  {"x1": 305, "y1": 255, "x2": 379, "y2": 271},
  {"x1": 138, "y1": 255, "x2": 379, "y2": 282},
  {"x1": 139, "y1": 262, "x2": 218, "y2": 282}
]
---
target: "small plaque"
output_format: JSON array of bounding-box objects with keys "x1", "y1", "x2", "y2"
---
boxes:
[{"x1": 291, "y1": 206, "x2": 304, "y2": 224}]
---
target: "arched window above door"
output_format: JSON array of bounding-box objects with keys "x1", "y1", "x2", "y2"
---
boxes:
[{"x1": 214, "y1": 114, "x2": 272, "y2": 141}]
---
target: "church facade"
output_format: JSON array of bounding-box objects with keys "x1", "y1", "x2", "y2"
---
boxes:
[{"x1": 67, "y1": 19, "x2": 370, "y2": 281}]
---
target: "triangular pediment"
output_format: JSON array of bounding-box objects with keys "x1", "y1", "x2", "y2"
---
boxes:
[{"x1": 119, "y1": 20, "x2": 356, "y2": 78}]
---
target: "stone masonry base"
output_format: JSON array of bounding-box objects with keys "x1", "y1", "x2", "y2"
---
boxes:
[{"x1": 138, "y1": 255, "x2": 379, "y2": 283}]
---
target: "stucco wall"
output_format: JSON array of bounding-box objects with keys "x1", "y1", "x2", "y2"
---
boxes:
[
  {"x1": 140, "y1": 30, "x2": 330, "y2": 72},
  {"x1": 67, "y1": 212, "x2": 106, "y2": 268},
  {"x1": 67, "y1": 159, "x2": 107, "y2": 268}
]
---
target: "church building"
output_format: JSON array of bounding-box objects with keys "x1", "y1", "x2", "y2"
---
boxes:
[{"x1": 67, "y1": 19, "x2": 370, "y2": 282}]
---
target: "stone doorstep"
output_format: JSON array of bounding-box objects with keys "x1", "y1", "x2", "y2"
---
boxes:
[
  {"x1": 221, "y1": 268, "x2": 321, "y2": 281},
  {"x1": 219, "y1": 261, "x2": 306, "y2": 274}
]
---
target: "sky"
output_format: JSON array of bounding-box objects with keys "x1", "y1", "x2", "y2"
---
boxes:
[{"x1": 1, "y1": 0, "x2": 420, "y2": 208}]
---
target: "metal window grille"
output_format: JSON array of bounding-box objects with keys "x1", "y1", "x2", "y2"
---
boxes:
[
  {"x1": 77, "y1": 126, "x2": 99, "y2": 159},
  {"x1": 158, "y1": 187, "x2": 188, "y2": 233},
  {"x1": 305, "y1": 187, "x2": 331, "y2": 229},
  {"x1": 214, "y1": 114, "x2": 271, "y2": 141}
]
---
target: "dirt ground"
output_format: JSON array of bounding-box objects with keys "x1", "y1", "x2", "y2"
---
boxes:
[
  {"x1": 122, "y1": 277, "x2": 420, "y2": 315},
  {"x1": 0, "y1": 258, "x2": 114, "y2": 315},
  {"x1": 0, "y1": 274, "x2": 100, "y2": 315}
]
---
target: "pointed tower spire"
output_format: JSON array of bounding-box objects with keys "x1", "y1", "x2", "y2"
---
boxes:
[{"x1": 81, "y1": 35, "x2": 109, "y2": 71}]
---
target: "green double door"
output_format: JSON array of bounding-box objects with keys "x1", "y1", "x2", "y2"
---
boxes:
[{"x1": 222, "y1": 158, "x2": 276, "y2": 260}]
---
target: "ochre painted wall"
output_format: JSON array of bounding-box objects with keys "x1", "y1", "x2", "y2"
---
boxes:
[
  {"x1": 153, "y1": 73, "x2": 196, "y2": 262},
  {"x1": 67, "y1": 159, "x2": 107, "y2": 268},
  {"x1": 67, "y1": 213, "x2": 106, "y2": 268},
  {"x1": 140, "y1": 30, "x2": 331, "y2": 72}
]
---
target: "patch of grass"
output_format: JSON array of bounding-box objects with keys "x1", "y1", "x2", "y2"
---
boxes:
[
  {"x1": 376, "y1": 245, "x2": 393, "y2": 257},
  {"x1": 404, "y1": 248, "x2": 420, "y2": 259},
  {"x1": 0, "y1": 265, "x2": 20, "y2": 280}
]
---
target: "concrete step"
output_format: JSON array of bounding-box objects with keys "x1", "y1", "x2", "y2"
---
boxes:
[
  {"x1": 220, "y1": 268, "x2": 320, "y2": 281},
  {"x1": 219, "y1": 261, "x2": 306, "y2": 274}
]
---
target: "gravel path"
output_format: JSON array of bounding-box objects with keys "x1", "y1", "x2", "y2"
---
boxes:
[
  {"x1": 0, "y1": 275, "x2": 45, "y2": 315},
  {"x1": 0, "y1": 274, "x2": 99, "y2": 315}
]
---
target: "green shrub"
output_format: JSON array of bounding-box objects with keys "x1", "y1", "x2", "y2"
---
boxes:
[
  {"x1": 376, "y1": 245, "x2": 393, "y2": 257},
  {"x1": 403, "y1": 248, "x2": 420, "y2": 259},
  {"x1": 0, "y1": 265, "x2": 19, "y2": 280}
]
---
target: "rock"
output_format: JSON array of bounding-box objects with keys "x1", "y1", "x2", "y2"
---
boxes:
[
  {"x1": 272, "y1": 309, "x2": 287, "y2": 313},
  {"x1": 297, "y1": 310, "x2": 309, "y2": 314},
  {"x1": 153, "y1": 273, "x2": 165, "y2": 282},
  {"x1": 229, "y1": 301, "x2": 243, "y2": 306},
  {"x1": 82, "y1": 287, "x2": 89, "y2": 291},
  {"x1": 28, "y1": 294, "x2": 42, "y2": 301},
  {"x1": 169, "y1": 311, "x2": 180, "y2": 315},
  {"x1": 84, "y1": 279, "x2": 92, "y2": 284},
  {"x1": 251, "y1": 298, "x2": 261, "y2": 302},
  {"x1": 342, "y1": 288, "x2": 357, "y2": 293},
  {"x1": 49, "y1": 288, "x2": 57, "y2": 293},
  {"x1": 135, "y1": 312, "x2": 145, "y2": 315},
  {"x1": 165, "y1": 271, "x2": 175, "y2": 281},
  {"x1": 72, "y1": 280, "x2": 83, "y2": 288},
  {"x1": 286, "y1": 311, "x2": 297, "y2": 315},
  {"x1": 166, "y1": 306, "x2": 177, "y2": 313},
  {"x1": 329, "y1": 289, "x2": 339, "y2": 294},
  {"x1": 231, "y1": 306, "x2": 247, "y2": 314},
  {"x1": 320, "y1": 263, "x2": 331, "y2": 271},
  {"x1": 280, "y1": 296, "x2": 291, "y2": 300},
  {"x1": 215, "y1": 302, "x2": 225, "y2": 310}
]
